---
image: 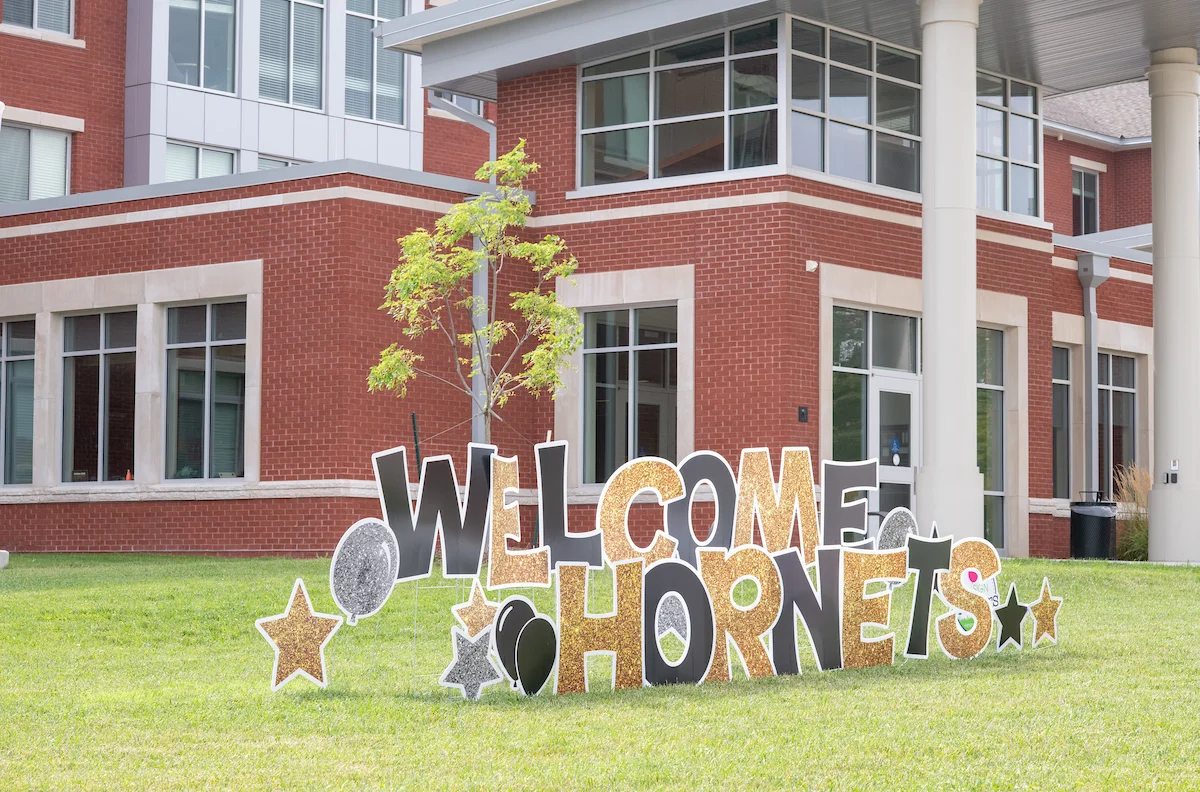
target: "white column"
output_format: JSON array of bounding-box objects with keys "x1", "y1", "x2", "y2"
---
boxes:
[
  {"x1": 1148, "y1": 48, "x2": 1200, "y2": 562},
  {"x1": 915, "y1": 0, "x2": 985, "y2": 539}
]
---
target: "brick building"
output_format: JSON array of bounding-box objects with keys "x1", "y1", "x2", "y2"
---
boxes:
[{"x1": 0, "y1": 0, "x2": 1196, "y2": 561}]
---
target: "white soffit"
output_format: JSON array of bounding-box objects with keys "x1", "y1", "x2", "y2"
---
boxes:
[{"x1": 381, "y1": 0, "x2": 1200, "y2": 102}]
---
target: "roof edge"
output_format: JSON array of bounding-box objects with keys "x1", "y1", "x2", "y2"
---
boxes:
[
  {"x1": 378, "y1": 0, "x2": 584, "y2": 55},
  {"x1": 1043, "y1": 120, "x2": 1152, "y2": 152}
]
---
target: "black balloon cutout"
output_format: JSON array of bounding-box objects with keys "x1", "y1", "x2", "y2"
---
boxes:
[
  {"x1": 494, "y1": 597, "x2": 536, "y2": 686},
  {"x1": 515, "y1": 617, "x2": 558, "y2": 696}
]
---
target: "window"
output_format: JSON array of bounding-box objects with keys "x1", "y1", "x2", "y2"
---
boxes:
[
  {"x1": 432, "y1": 90, "x2": 483, "y2": 116},
  {"x1": 258, "y1": 156, "x2": 300, "y2": 169},
  {"x1": 1072, "y1": 169, "x2": 1099, "y2": 235},
  {"x1": 1098, "y1": 353, "x2": 1136, "y2": 500},
  {"x1": 260, "y1": 0, "x2": 324, "y2": 109},
  {"x1": 167, "y1": 0, "x2": 237, "y2": 92},
  {"x1": 583, "y1": 307, "x2": 678, "y2": 483},
  {"x1": 2, "y1": 0, "x2": 71, "y2": 34},
  {"x1": 1052, "y1": 347, "x2": 1071, "y2": 500},
  {"x1": 1, "y1": 320, "x2": 35, "y2": 485},
  {"x1": 62, "y1": 313, "x2": 137, "y2": 483},
  {"x1": 977, "y1": 328, "x2": 1005, "y2": 548},
  {"x1": 0, "y1": 125, "x2": 69, "y2": 203},
  {"x1": 166, "y1": 303, "x2": 247, "y2": 479},
  {"x1": 976, "y1": 72, "x2": 1041, "y2": 217},
  {"x1": 831, "y1": 307, "x2": 919, "y2": 461},
  {"x1": 346, "y1": 0, "x2": 405, "y2": 124},
  {"x1": 165, "y1": 142, "x2": 236, "y2": 181},
  {"x1": 578, "y1": 19, "x2": 780, "y2": 187},
  {"x1": 791, "y1": 19, "x2": 921, "y2": 192}
]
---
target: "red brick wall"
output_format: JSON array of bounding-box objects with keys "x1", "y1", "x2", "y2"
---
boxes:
[
  {"x1": 423, "y1": 101, "x2": 497, "y2": 181},
  {"x1": 1043, "y1": 137, "x2": 1117, "y2": 235},
  {"x1": 1112, "y1": 148, "x2": 1152, "y2": 229},
  {"x1": 0, "y1": 0, "x2": 127, "y2": 193}
]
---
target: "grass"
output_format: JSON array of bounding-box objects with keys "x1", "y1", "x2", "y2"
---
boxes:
[{"x1": 3, "y1": 554, "x2": 1200, "y2": 790}]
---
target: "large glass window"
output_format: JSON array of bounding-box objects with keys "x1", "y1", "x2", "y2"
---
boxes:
[
  {"x1": 1052, "y1": 347, "x2": 1071, "y2": 500},
  {"x1": 165, "y1": 142, "x2": 236, "y2": 181},
  {"x1": 1, "y1": 321, "x2": 35, "y2": 485},
  {"x1": 0, "y1": 125, "x2": 69, "y2": 204},
  {"x1": 260, "y1": 0, "x2": 324, "y2": 109},
  {"x1": 1098, "y1": 353, "x2": 1136, "y2": 500},
  {"x1": 167, "y1": 0, "x2": 237, "y2": 92},
  {"x1": 346, "y1": 0, "x2": 405, "y2": 124},
  {"x1": 62, "y1": 313, "x2": 137, "y2": 483},
  {"x1": 791, "y1": 20, "x2": 921, "y2": 192},
  {"x1": 976, "y1": 73, "x2": 1041, "y2": 217},
  {"x1": 583, "y1": 307, "x2": 678, "y2": 483},
  {"x1": 578, "y1": 20, "x2": 779, "y2": 187},
  {"x1": 166, "y1": 303, "x2": 247, "y2": 479},
  {"x1": 1072, "y1": 169, "x2": 1099, "y2": 236},
  {"x1": 977, "y1": 327, "x2": 1005, "y2": 548},
  {"x1": 2, "y1": 0, "x2": 71, "y2": 34}
]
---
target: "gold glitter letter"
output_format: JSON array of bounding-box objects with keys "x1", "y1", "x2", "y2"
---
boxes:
[
  {"x1": 936, "y1": 538, "x2": 1001, "y2": 660},
  {"x1": 841, "y1": 548, "x2": 908, "y2": 670},
  {"x1": 698, "y1": 546, "x2": 783, "y2": 681},
  {"x1": 555, "y1": 561, "x2": 645, "y2": 694},
  {"x1": 486, "y1": 455, "x2": 550, "y2": 589},
  {"x1": 733, "y1": 448, "x2": 820, "y2": 563},
  {"x1": 597, "y1": 458, "x2": 682, "y2": 565}
]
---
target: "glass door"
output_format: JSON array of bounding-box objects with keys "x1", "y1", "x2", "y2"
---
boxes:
[{"x1": 869, "y1": 374, "x2": 920, "y2": 535}]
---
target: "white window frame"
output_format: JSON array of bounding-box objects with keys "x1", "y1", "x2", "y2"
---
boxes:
[
  {"x1": 164, "y1": 301, "x2": 249, "y2": 481},
  {"x1": 345, "y1": 0, "x2": 406, "y2": 126},
  {"x1": 977, "y1": 325, "x2": 1006, "y2": 548},
  {"x1": 165, "y1": 141, "x2": 238, "y2": 181},
  {"x1": 975, "y1": 70, "x2": 1043, "y2": 219},
  {"x1": 576, "y1": 15, "x2": 785, "y2": 191},
  {"x1": 166, "y1": 0, "x2": 239, "y2": 94},
  {"x1": 580, "y1": 304, "x2": 680, "y2": 484},
  {"x1": 1072, "y1": 167, "x2": 1100, "y2": 236},
  {"x1": 1098, "y1": 351, "x2": 1137, "y2": 499},
  {"x1": 0, "y1": 123, "x2": 71, "y2": 202},
  {"x1": 60, "y1": 311, "x2": 138, "y2": 484},
  {"x1": 258, "y1": 0, "x2": 327, "y2": 110},
  {"x1": 0, "y1": 318, "x2": 36, "y2": 486},
  {"x1": 785, "y1": 15, "x2": 922, "y2": 192},
  {"x1": 1, "y1": 0, "x2": 73, "y2": 36},
  {"x1": 1051, "y1": 345, "x2": 1071, "y2": 500}
]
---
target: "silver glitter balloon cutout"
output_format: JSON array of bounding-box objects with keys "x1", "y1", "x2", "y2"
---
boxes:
[
  {"x1": 876, "y1": 507, "x2": 919, "y2": 551},
  {"x1": 440, "y1": 626, "x2": 503, "y2": 701},
  {"x1": 655, "y1": 592, "x2": 690, "y2": 642},
  {"x1": 329, "y1": 518, "x2": 399, "y2": 625}
]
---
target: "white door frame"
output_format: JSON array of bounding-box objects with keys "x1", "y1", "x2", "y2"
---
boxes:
[{"x1": 868, "y1": 373, "x2": 921, "y2": 537}]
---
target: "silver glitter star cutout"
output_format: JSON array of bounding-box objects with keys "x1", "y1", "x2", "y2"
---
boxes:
[{"x1": 440, "y1": 625, "x2": 503, "y2": 701}]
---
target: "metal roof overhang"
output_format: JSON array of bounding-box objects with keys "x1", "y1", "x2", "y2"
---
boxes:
[{"x1": 379, "y1": 0, "x2": 1200, "y2": 102}]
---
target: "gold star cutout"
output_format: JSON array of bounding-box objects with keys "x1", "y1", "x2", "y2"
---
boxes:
[
  {"x1": 452, "y1": 579, "x2": 499, "y2": 637},
  {"x1": 1030, "y1": 577, "x2": 1063, "y2": 647},
  {"x1": 256, "y1": 579, "x2": 343, "y2": 690}
]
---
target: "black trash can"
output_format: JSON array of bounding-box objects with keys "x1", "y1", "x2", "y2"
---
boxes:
[{"x1": 1070, "y1": 497, "x2": 1117, "y2": 559}]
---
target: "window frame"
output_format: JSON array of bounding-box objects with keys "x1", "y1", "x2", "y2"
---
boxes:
[
  {"x1": 166, "y1": 0, "x2": 240, "y2": 95},
  {"x1": 164, "y1": 141, "x2": 238, "y2": 181},
  {"x1": 258, "y1": 0, "x2": 327, "y2": 111},
  {"x1": 1097, "y1": 351, "x2": 1137, "y2": 500},
  {"x1": 432, "y1": 90, "x2": 483, "y2": 117},
  {"x1": 60, "y1": 310, "x2": 138, "y2": 484},
  {"x1": 257, "y1": 155, "x2": 303, "y2": 169},
  {"x1": 1072, "y1": 167, "x2": 1100, "y2": 236},
  {"x1": 975, "y1": 70, "x2": 1043, "y2": 219},
  {"x1": 1, "y1": 0, "x2": 73, "y2": 36},
  {"x1": 164, "y1": 300, "x2": 249, "y2": 481},
  {"x1": 0, "y1": 123, "x2": 72, "y2": 203},
  {"x1": 1051, "y1": 346, "x2": 1071, "y2": 500},
  {"x1": 580, "y1": 303, "x2": 680, "y2": 484},
  {"x1": 576, "y1": 16, "x2": 785, "y2": 190},
  {"x1": 0, "y1": 318, "x2": 36, "y2": 486},
  {"x1": 786, "y1": 16, "x2": 923, "y2": 192},
  {"x1": 345, "y1": 0, "x2": 407, "y2": 126}
]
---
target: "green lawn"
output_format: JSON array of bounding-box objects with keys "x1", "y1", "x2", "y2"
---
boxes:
[{"x1": 3, "y1": 553, "x2": 1199, "y2": 790}]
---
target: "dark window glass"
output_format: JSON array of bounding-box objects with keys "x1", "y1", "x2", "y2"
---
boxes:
[
  {"x1": 829, "y1": 67, "x2": 871, "y2": 124},
  {"x1": 832, "y1": 306, "x2": 867, "y2": 369},
  {"x1": 872, "y1": 313, "x2": 917, "y2": 372},
  {"x1": 731, "y1": 54, "x2": 777, "y2": 109},
  {"x1": 791, "y1": 56, "x2": 823, "y2": 112},
  {"x1": 167, "y1": 347, "x2": 207, "y2": 479},
  {"x1": 791, "y1": 19, "x2": 824, "y2": 56},
  {"x1": 584, "y1": 350, "x2": 628, "y2": 483},
  {"x1": 731, "y1": 19, "x2": 777, "y2": 54},
  {"x1": 977, "y1": 327, "x2": 1004, "y2": 385},
  {"x1": 63, "y1": 354, "x2": 101, "y2": 482},
  {"x1": 876, "y1": 134, "x2": 918, "y2": 192},
  {"x1": 876, "y1": 45, "x2": 918, "y2": 83},
  {"x1": 634, "y1": 349, "x2": 677, "y2": 461},
  {"x1": 1010, "y1": 82, "x2": 1037, "y2": 114},
  {"x1": 1053, "y1": 381, "x2": 1070, "y2": 499},
  {"x1": 212, "y1": 302, "x2": 248, "y2": 341},
  {"x1": 4, "y1": 358, "x2": 34, "y2": 484},
  {"x1": 1073, "y1": 170, "x2": 1098, "y2": 235},
  {"x1": 829, "y1": 30, "x2": 870, "y2": 70},
  {"x1": 6, "y1": 321, "x2": 35, "y2": 357},
  {"x1": 1052, "y1": 346, "x2": 1070, "y2": 381},
  {"x1": 832, "y1": 371, "x2": 867, "y2": 461},
  {"x1": 169, "y1": 305, "x2": 207, "y2": 344},
  {"x1": 656, "y1": 62, "x2": 724, "y2": 119},
  {"x1": 106, "y1": 312, "x2": 138, "y2": 350},
  {"x1": 977, "y1": 388, "x2": 1004, "y2": 491},
  {"x1": 876, "y1": 80, "x2": 918, "y2": 135},
  {"x1": 656, "y1": 117, "x2": 724, "y2": 178},
  {"x1": 210, "y1": 344, "x2": 246, "y2": 478},
  {"x1": 984, "y1": 495, "x2": 1004, "y2": 548},
  {"x1": 731, "y1": 110, "x2": 777, "y2": 169},
  {"x1": 1112, "y1": 355, "x2": 1135, "y2": 389},
  {"x1": 65, "y1": 314, "x2": 101, "y2": 353},
  {"x1": 656, "y1": 34, "x2": 724, "y2": 66},
  {"x1": 1011, "y1": 164, "x2": 1038, "y2": 217},
  {"x1": 583, "y1": 74, "x2": 649, "y2": 128},
  {"x1": 105, "y1": 351, "x2": 137, "y2": 481},
  {"x1": 635, "y1": 307, "x2": 677, "y2": 345},
  {"x1": 581, "y1": 128, "x2": 650, "y2": 186},
  {"x1": 583, "y1": 52, "x2": 650, "y2": 78},
  {"x1": 977, "y1": 72, "x2": 1004, "y2": 105},
  {"x1": 586, "y1": 311, "x2": 630, "y2": 348}
]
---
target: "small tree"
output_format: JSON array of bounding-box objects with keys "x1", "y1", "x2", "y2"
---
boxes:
[{"x1": 368, "y1": 141, "x2": 582, "y2": 443}]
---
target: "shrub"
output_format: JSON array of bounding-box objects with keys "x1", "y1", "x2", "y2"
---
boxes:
[{"x1": 1115, "y1": 464, "x2": 1150, "y2": 562}]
